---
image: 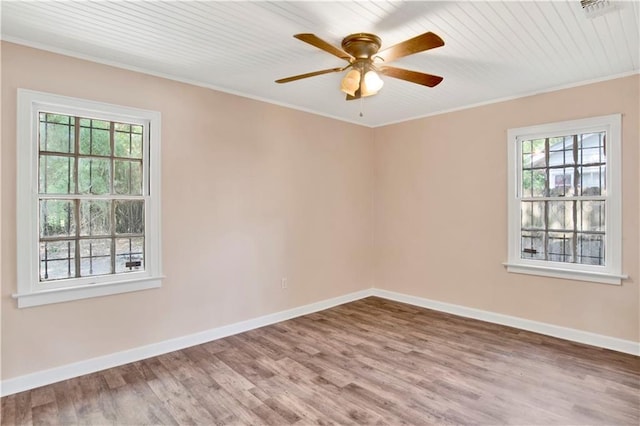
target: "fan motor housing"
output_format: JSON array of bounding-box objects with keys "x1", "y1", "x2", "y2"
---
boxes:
[{"x1": 341, "y1": 33, "x2": 382, "y2": 59}]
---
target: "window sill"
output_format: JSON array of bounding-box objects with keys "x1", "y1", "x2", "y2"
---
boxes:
[
  {"x1": 503, "y1": 263, "x2": 627, "y2": 285},
  {"x1": 12, "y1": 276, "x2": 164, "y2": 308}
]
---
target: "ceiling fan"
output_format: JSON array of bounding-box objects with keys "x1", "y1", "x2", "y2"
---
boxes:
[{"x1": 276, "y1": 32, "x2": 445, "y2": 100}]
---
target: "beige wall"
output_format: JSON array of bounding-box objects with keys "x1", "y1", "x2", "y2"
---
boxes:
[
  {"x1": 1, "y1": 42, "x2": 638, "y2": 382},
  {"x1": 374, "y1": 75, "x2": 639, "y2": 342},
  {"x1": 1, "y1": 42, "x2": 375, "y2": 379}
]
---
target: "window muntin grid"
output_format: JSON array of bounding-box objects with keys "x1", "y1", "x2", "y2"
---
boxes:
[
  {"x1": 519, "y1": 132, "x2": 606, "y2": 265},
  {"x1": 38, "y1": 112, "x2": 145, "y2": 282}
]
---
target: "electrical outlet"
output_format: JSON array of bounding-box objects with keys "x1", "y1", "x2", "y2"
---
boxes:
[{"x1": 281, "y1": 278, "x2": 288, "y2": 289}]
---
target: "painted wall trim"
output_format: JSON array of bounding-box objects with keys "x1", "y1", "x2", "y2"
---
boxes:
[
  {"x1": 0, "y1": 289, "x2": 371, "y2": 397},
  {"x1": 371, "y1": 288, "x2": 640, "y2": 357},
  {"x1": 2, "y1": 288, "x2": 638, "y2": 396}
]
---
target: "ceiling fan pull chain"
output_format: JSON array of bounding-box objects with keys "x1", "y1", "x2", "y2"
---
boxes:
[{"x1": 359, "y1": 97, "x2": 364, "y2": 117}]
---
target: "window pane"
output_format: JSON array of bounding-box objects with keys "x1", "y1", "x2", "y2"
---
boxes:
[
  {"x1": 80, "y1": 200, "x2": 111, "y2": 236},
  {"x1": 549, "y1": 168, "x2": 574, "y2": 197},
  {"x1": 114, "y1": 160, "x2": 143, "y2": 195},
  {"x1": 521, "y1": 201, "x2": 544, "y2": 230},
  {"x1": 578, "y1": 132, "x2": 605, "y2": 165},
  {"x1": 39, "y1": 113, "x2": 75, "y2": 153},
  {"x1": 522, "y1": 138, "x2": 546, "y2": 166},
  {"x1": 548, "y1": 232, "x2": 573, "y2": 263},
  {"x1": 80, "y1": 239, "x2": 112, "y2": 276},
  {"x1": 114, "y1": 123, "x2": 130, "y2": 132},
  {"x1": 116, "y1": 237, "x2": 144, "y2": 273},
  {"x1": 548, "y1": 201, "x2": 573, "y2": 231},
  {"x1": 115, "y1": 127, "x2": 143, "y2": 159},
  {"x1": 521, "y1": 231, "x2": 544, "y2": 260},
  {"x1": 576, "y1": 234, "x2": 604, "y2": 266},
  {"x1": 40, "y1": 199, "x2": 76, "y2": 238},
  {"x1": 40, "y1": 240, "x2": 75, "y2": 281},
  {"x1": 580, "y1": 147, "x2": 602, "y2": 165},
  {"x1": 43, "y1": 113, "x2": 72, "y2": 125},
  {"x1": 80, "y1": 118, "x2": 111, "y2": 130},
  {"x1": 578, "y1": 201, "x2": 605, "y2": 232},
  {"x1": 79, "y1": 126, "x2": 111, "y2": 156},
  {"x1": 39, "y1": 155, "x2": 76, "y2": 194},
  {"x1": 548, "y1": 136, "x2": 574, "y2": 167},
  {"x1": 522, "y1": 169, "x2": 547, "y2": 198},
  {"x1": 78, "y1": 157, "x2": 111, "y2": 194},
  {"x1": 131, "y1": 134, "x2": 143, "y2": 158},
  {"x1": 115, "y1": 200, "x2": 144, "y2": 234},
  {"x1": 580, "y1": 165, "x2": 606, "y2": 196}
]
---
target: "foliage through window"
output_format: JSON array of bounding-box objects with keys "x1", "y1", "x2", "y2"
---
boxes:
[
  {"x1": 16, "y1": 90, "x2": 162, "y2": 307},
  {"x1": 506, "y1": 114, "x2": 625, "y2": 285},
  {"x1": 39, "y1": 113, "x2": 146, "y2": 281}
]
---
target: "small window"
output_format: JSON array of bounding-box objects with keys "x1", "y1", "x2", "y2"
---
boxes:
[
  {"x1": 16, "y1": 90, "x2": 163, "y2": 307},
  {"x1": 506, "y1": 114, "x2": 626, "y2": 285}
]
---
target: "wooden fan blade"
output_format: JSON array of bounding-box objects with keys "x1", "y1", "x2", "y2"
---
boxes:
[
  {"x1": 294, "y1": 33, "x2": 354, "y2": 61},
  {"x1": 275, "y1": 67, "x2": 346, "y2": 84},
  {"x1": 378, "y1": 66, "x2": 443, "y2": 87},
  {"x1": 377, "y1": 32, "x2": 444, "y2": 63}
]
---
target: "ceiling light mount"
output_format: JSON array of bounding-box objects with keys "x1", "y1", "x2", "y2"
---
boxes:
[{"x1": 341, "y1": 33, "x2": 382, "y2": 59}]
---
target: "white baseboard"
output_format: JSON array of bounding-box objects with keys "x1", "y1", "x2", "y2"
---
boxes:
[
  {"x1": 2, "y1": 287, "x2": 637, "y2": 397},
  {"x1": 0, "y1": 289, "x2": 372, "y2": 397},
  {"x1": 371, "y1": 288, "x2": 640, "y2": 357}
]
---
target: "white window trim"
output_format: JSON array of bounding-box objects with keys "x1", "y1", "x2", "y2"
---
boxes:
[
  {"x1": 504, "y1": 114, "x2": 627, "y2": 285},
  {"x1": 14, "y1": 89, "x2": 163, "y2": 307}
]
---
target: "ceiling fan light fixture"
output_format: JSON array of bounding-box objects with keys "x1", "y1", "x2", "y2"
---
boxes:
[
  {"x1": 361, "y1": 70, "x2": 384, "y2": 96},
  {"x1": 340, "y1": 69, "x2": 361, "y2": 96},
  {"x1": 277, "y1": 31, "x2": 445, "y2": 101}
]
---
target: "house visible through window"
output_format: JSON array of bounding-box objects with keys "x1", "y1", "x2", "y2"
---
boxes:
[
  {"x1": 506, "y1": 114, "x2": 626, "y2": 285},
  {"x1": 16, "y1": 90, "x2": 162, "y2": 307},
  {"x1": 520, "y1": 131, "x2": 606, "y2": 265}
]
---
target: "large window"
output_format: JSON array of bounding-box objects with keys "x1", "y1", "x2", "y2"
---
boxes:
[
  {"x1": 16, "y1": 89, "x2": 162, "y2": 307},
  {"x1": 506, "y1": 114, "x2": 626, "y2": 285}
]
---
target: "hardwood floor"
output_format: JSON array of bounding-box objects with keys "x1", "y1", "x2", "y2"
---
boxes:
[{"x1": 2, "y1": 297, "x2": 639, "y2": 425}]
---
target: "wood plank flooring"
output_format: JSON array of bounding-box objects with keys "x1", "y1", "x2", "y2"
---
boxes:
[{"x1": 2, "y1": 297, "x2": 639, "y2": 425}]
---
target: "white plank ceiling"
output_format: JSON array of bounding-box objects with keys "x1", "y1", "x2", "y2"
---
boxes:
[{"x1": 2, "y1": 1, "x2": 639, "y2": 127}]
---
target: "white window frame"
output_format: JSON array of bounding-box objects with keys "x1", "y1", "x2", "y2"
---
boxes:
[
  {"x1": 15, "y1": 89, "x2": 163, "y2": 307},
  {"x1": 505, "y1": 114, "x2": 627, "y2": 285}
]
